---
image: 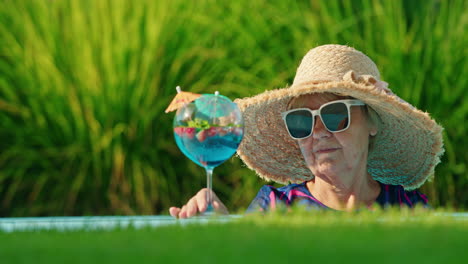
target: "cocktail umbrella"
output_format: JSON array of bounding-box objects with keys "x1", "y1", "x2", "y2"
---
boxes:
[{"x1": 165, "y1": 86, "x2": 201, "y2": 113}]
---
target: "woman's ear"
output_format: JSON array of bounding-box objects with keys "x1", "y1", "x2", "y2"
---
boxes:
[
  {"x1": 369, "y1": 121, "x2": 378, "y2": 136},
  {"x1": 365, "y1": 106, "x2": 379, "y2": 137},
  {"x1": 368, "y1": 119, "x2": 378, "y2": 136}
]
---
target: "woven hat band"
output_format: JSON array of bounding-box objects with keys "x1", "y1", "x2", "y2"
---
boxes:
[{"x1": 293, "y1": 45, "x2": 381, "y2": 86}]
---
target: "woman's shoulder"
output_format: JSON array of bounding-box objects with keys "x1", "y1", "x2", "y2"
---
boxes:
[
  {"x1": 257, "y1": 182, "x2": 308, "y2": 195},
  {"x1": 246, "y1": 182, "x2": 311, "y2": 212},
  {"x1": 377, "y1": 182, "x2": 429, "y2": 208}
]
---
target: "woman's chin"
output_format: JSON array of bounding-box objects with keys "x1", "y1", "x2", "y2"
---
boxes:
[{"x1": 310, "y1": 161, "x2": 343, "y2": 176}]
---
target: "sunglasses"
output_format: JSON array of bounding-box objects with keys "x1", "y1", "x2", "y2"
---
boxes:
[{"x1": 281, "y1": 99, "x2": 365, "y2": 139}]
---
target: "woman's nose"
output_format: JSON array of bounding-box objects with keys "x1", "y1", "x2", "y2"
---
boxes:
[{"x1": 312, "y1": 117, "x2": 332, "y2": 139}]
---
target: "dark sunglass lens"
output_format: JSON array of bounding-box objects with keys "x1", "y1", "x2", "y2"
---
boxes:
[
  {"x1": 285, "y1": 110, "x2": 313, "y2": 138},
  {"x1": 321, "y1": 103, "x2": 349, "y2": 131}
]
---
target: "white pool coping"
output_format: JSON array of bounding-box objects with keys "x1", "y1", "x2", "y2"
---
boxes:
[
  {"x1": 0, "y1": 215, "x2": 243, "y2": 232},
  {"x1": 0, "y1": 213, "x2": 466, "y2": 232}
]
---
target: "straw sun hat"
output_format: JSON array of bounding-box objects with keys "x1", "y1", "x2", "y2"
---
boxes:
[{"x1": 235, "y1": 44, "x2": 444, "y2": 190}]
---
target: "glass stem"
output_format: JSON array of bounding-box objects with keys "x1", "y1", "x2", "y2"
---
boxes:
[{"x1": 206, "y1": 168, "x2": 214, "y2": 212}]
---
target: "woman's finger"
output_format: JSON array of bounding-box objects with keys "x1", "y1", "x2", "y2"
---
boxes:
[
  {"x1": 212, "y1": 200, "x2": 229, "y2": 214},
  {"x1": 179, "y1": 205, "x2": 188, "y2": 219},
  {"x1": 186, "y1": 198, "x2": 198, "y2": 217},
  {"x1": 209, "y1": 190, "x2": 228, "y2": 214},
  {"x1": 195, "y1": 188, "x2": 229, "y2": 214},
  {"x1": 195, "y1": 189, "x2": 209, "y2": 212},
  {"x1": 169, "y1": 207, "x2": 181, "y2": 218}
]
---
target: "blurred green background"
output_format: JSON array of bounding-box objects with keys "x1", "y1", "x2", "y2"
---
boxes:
[{"x1": 0, "y1": 0, "x2": 466, "y2": 216}]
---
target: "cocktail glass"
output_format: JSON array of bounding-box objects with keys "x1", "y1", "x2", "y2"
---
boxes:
[{"x1": 173, "y1": 92, "x2": 244, "y2": 215}]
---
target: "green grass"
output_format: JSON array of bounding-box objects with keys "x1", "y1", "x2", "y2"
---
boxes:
[
  {"x1": 0, "y1": 211, "x2": 467, "y2": 263},
  {"x1": 0, "y1": 0, "x2": 467, "y2": 216}
]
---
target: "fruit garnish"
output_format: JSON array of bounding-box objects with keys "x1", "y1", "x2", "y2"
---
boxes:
[
  {"x1": 174, "y1": 127, "x2": 185, "y2": 136},
  {"x1": 186, "y1": 118, "x2": 211, "y2": 130},
  {"x1": 175, "y1": 119, "x2": 243, "y2": 140},
  {"x1": 185, "y1": 127, "x2": 196, "y2": 139},
  {"x1": 217, "y1": 127, "x2": 228, "y2": 136},
  {"x1": 232, "y1": 127, "x2": 243, "y2": 136},
  {"x1": 196, "y1": 130, "x2": 207, "y2": 142},
  {"x1": 206, "y1": 127, "x2": 218, "y2": 137}
]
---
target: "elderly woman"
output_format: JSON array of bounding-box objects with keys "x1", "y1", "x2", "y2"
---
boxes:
[{"x1": 169, "y1": 44, "x2": 444, "y2": 218}]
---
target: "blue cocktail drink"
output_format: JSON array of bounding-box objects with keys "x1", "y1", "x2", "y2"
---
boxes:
[
  {"x1": 173, "y1": 92, "x2": 244, "y2": 215},
  {"x1": 174, "y1": 127, "x2": 243, "y2": 169}
]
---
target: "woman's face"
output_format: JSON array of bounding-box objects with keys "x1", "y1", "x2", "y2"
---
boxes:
[{"x1": 290, "y1": 93, "x2": 377, "y2": 185}]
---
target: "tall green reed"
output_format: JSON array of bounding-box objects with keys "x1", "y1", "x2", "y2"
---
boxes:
[{"x1": 0, "y1": 0, "x2": 466, "y2": 216}]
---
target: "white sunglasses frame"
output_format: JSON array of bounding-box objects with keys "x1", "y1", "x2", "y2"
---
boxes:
[{"x1": 281, "y1": 99, "x2": 365, "y2": 139}]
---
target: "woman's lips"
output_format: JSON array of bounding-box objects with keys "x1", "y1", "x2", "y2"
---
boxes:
[{"x1": 315, "y1": 148, "x2": 340, "y2": 154}]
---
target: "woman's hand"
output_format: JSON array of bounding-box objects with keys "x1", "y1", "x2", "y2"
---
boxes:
[{"x1": 169, "y1": 188, "x2": 229, "y2": 218}]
